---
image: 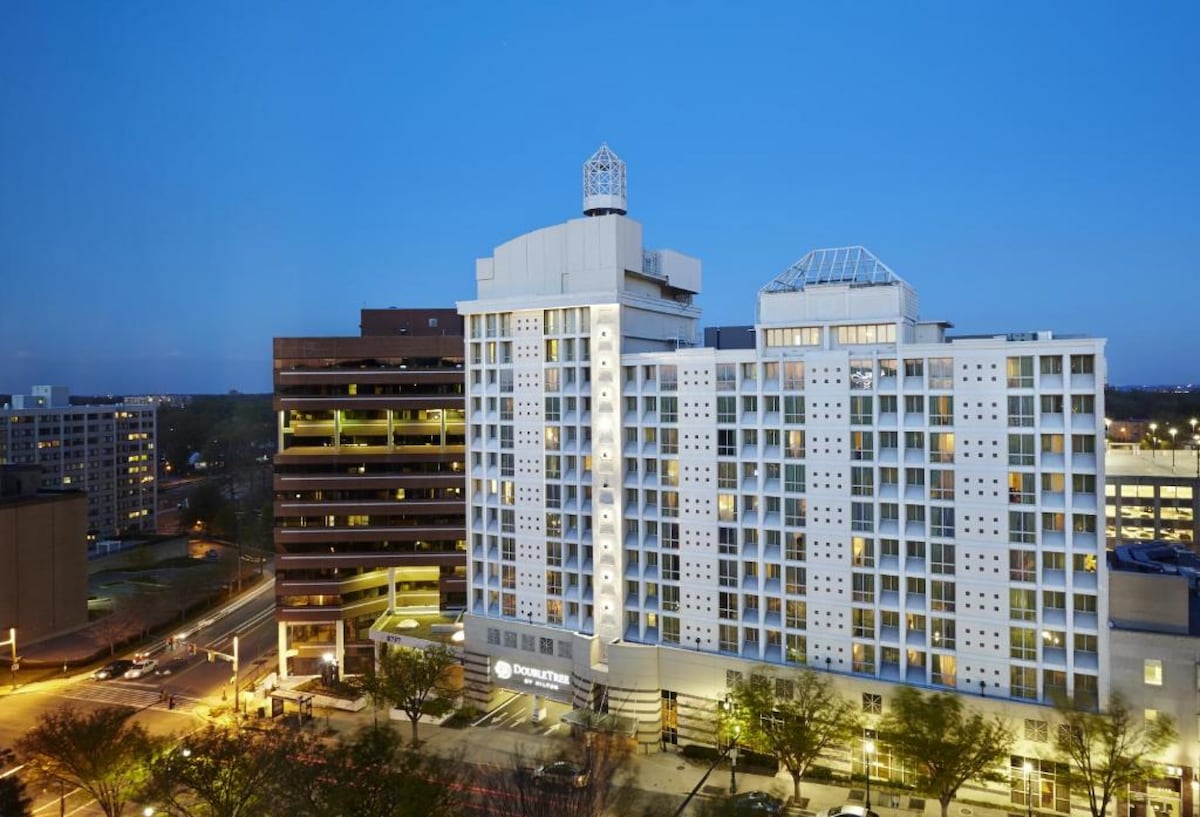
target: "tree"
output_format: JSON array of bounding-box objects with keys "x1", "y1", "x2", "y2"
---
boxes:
[
  {"x1": 1054, "y1": 692, "x2": 1177, "y2": 817},
  {"x1": 142, "y1": 725, "x2": 309, "y2": 817},
  {"x1": 89, "y1": 598, "x2": 141, "y2": 657},
  {"x1": 279, "y1": 725, "x2": 461, "y2": 817},
  {"x1": 16, "y1": 705, "x2": 156, "y2": 817},
  {"x1": 0, "y1": 775, "x2": 33, "y2": 817},
  {"x1": 879, "y1": 687, "x2": 1014, "y2": 817},
  {"x1": 725, "y1": 668, "x2": 859, "y2": 803},
  {"x1": 354, "y1": 645, "x2": 460, "y2": 745},
  {"x1": 466, "y1": 732, "x2": 636, "y2": 817}
]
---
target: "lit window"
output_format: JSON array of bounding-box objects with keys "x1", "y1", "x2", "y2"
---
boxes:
[{"x1": 1144, "y1": 659, "x2": 1163, "y2": 686}]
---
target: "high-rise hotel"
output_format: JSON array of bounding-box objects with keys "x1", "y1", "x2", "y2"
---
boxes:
[{"x1": 458, "y1": 146, "x2": 1108, "y2": 757}]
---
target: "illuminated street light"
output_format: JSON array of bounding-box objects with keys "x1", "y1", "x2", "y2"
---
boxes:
[
  {"x1": 1150, "y1": 422, "x2": 1159, "y2": 458},
  {"x1": 1170, "y1": 427, "x2": 1178, "y2": 469},
  {"x1": 1193, "y1": 434, "x2": 1199, "y2": 478}
]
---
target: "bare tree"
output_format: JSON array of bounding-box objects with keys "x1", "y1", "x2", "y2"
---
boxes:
[
  {"x1": 89, "y1": 600, "x2": 140, "y2": 657},
  {"x1": 466, "y1": 732, "x2": 637, "y2": 817},
  {"x1": 16, "y1": 705, "x2": 156, "y2": 817},
  {"x1": 879, "y1": 687, "x2": 1014, "y2": 817},
  {"x1": 1055, "y1": 692, "x2": 1177, "y2": 817}
]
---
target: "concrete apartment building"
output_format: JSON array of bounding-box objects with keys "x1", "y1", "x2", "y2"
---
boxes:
[
  {"x1": 0, "y1": 386, "x2": 156, "y2": 539},
  {"x1": 272, "y1": 308, "x2": 466, "y2": 676},
  {"x1": 453, "y1": 146, "x2": 1136, "y2": 810},
  {"x1": 0, "y1": 465, "x2": 88, "y2": 645}
]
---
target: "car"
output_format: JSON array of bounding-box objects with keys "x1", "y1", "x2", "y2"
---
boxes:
[
  {"x1": 532, "y1": 760, "x2": 590, "y2": 789},
  {"x1": 123, "y1": 659, "x2": 158, "y2": 679},
  {"x1": 815, "y1": 806, "x2": 880, "y2": 817},
  {"x1": 731, "y1": 791, "x2": 785, "y2": 816},
  {"x1": 92, "y1": 660, "x2": 134, "y2": 680},
  {"x1": 155, "y1": 658, "x2": 188, "y2": 676}
]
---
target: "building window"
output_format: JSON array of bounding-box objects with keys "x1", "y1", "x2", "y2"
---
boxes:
[
  {"x1": 1144, "y1": 659, "x2": 1163, "y2": 686},
  {"x1": 863, "y1": 693, "x2": 882, "y2": 714},
  {"x1": 1007, "y1": 356, "x2": 1034, "y2": 388}
]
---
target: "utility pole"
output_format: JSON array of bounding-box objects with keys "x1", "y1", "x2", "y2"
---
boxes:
[{"x1": 206, "y1": 636, "x2": 241, "y2": 713}]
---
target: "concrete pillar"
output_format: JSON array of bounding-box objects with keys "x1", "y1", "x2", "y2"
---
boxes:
[
  {"x1": 531, "y1": 694, "x2": 547, "y2": 724},
  {"x1": 388, "y1": 567, "x2": 397, "y2": 613},
  {"x1": 335, "y1": 618, "x2": 345, "y2": 670},
  {"x1": 277, "y1": 622, "x2": 289, "y2": 679}
]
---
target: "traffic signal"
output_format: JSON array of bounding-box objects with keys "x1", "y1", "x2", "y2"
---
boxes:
[
  {"x1": 167, "y1": 637, "x2": 175, "y2": 651},
  {"x1": 207, "y1": 650, "x2": 214, "y2": 663},
  {"x1": 189, "y1": 643, "x2": 196, "y2": 656}
]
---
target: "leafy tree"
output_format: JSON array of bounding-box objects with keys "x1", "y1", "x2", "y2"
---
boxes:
[
  {"x1": 89, "y1": 601, "x2": 140, "y2": 657},
  {"x1": 142, "y1": 725, "x2": 309, "y2": 817},
  {"x1": 353, "y1": 645, "x2": 460, "y2": 745},
  {"x1": 16, "y1": 705, "x2": 156, "y2": 817},
  {"x1": 878, "y1": 687, "x2": 1014, "y2": 817},
  {"x1": 0, "y1": 774, "x2": 33, "y2": 817},
  {"x1": 724, "y1": 668, "x2": 859, "y2": 803},
  {"x1": 1054, "y1": 692, "x2": 1177, "y2": 817},
  {"x1": 279, "y1": 725, "x2": 461, "y2": 817}
]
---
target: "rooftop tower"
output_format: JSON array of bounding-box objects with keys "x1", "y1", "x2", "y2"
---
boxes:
[{"x1": 582, "y1": 143, "x2": 627, "y2": 216}]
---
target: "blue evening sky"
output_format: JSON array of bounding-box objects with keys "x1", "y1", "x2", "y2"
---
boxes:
[{"x1": 2, "y1": 2, "x2": 1197, "y2": 395}]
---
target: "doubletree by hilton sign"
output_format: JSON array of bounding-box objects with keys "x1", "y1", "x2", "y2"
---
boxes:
[{"x1": 492, "y1": 659, "x2": 570, "y2": 693}]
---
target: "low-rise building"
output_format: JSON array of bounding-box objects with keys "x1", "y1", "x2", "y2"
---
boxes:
[{"x1": 0, "y1": 465, "x2": 88, "y2": 645}]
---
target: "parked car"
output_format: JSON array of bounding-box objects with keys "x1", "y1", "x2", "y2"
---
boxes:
[
  {"x1": 123, "y1": 659, "x2": 158, "y2": 679},
  {"x1": 731, "y1": 791, "x2": 785, "y2": 816},
  {"x1": 815, "y1": 806, "x2": 880, "y2": 817},
  {"x1": 532, "y1": 760, "x2": 590, "y2": 789},
  {"x1": 92, "y1": 660, "x2": 134, "y2": 680}
]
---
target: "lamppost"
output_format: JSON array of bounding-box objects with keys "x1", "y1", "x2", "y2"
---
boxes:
[
  {"x1": 1194, "y1": 434, "x2": 1200, "y2": 478},
  {"x1": 1104, "y1": 418, "x2": 1112, "y2": 449},
  {"x1": 722, "y1": 694, "x2": 740, "y2": 794},
  {"x1": 1170, "y1": 428, "x2": 1178, "y2": 469},
  {"x1": 864, "y1": 738, "x2": 876, "y2": 809},
  {"x1": 730, "y1": 725, "x2": 740, "y2": 795},
  {"x1": 1150, "y1": 423, "x2": 1159, "y2": 458},
  {"x1": 1023, "y1": 761, "x2": 1034, "y2": 817},
  {"x1": 1191, "y1": 418, "x2": 1197, "y2": 440}
]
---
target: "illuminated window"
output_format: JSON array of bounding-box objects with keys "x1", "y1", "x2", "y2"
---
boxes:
[{"x1": 1144, "y1": 659, "x2": 1163, "y2": 686}]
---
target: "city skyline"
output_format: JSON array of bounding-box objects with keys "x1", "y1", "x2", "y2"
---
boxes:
[{"x1": 2, "y1": 2, "x2": 1198, "y2": 395}]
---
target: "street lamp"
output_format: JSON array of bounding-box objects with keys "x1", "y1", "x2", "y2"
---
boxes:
[
  {"x1": 722, "y1": 694, "x2": 740, "y2": 795},
  {"x1": 730, "y1": 725, "x2": 740, "y2": 795},
  {"x1": 1191, "y1": 418, "x2": 1197, "y2": 439},
  {"x1": 1150, "y1": 422, "x2": 1159, "y2": 458},
  {"x1": 1170, "y1": 428, "x2": 1178, "y2": 469},
  {"x1": 1194, "y1": 434, "x2": 1200, "y2": 478},
  {"x1": 1023, "y1": 761, "x2": 1034, "y2": 817},
  {"x1": 864, "y1": 739, "x2": 876, "y2": 809}
]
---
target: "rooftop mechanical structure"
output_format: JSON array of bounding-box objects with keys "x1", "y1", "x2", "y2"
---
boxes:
[{"x1": 582, "y1": 143, "x2": 627, "y2": 216}]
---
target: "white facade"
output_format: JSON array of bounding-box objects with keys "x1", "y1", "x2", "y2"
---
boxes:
[{"x1": 458, "y1": 149, "x2": 1109, "y2": 753}]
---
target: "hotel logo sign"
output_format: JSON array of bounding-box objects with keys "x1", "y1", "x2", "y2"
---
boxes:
[{"x1": 492, "y1": 659, "x2": 569, "y2": 692}]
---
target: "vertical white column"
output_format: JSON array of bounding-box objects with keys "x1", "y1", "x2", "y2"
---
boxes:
[{"x1": 277, "y1": 621, "x2": 289, "y2": 679}]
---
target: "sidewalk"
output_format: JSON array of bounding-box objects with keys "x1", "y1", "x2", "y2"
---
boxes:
[{"x1": 317, "y1": 703, "x2": 1022, "y2": 817}]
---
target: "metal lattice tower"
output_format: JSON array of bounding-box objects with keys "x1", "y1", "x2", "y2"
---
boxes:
[{"x1": 582, "y1": 143, "x2": 627, "y2": 216}]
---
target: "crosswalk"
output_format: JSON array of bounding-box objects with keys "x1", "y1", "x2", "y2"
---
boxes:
[{"x1": 50, "y1": 681, "x2": 202, "y2": 714}]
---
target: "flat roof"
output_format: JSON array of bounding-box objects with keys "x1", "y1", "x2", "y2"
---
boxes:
[{"x1": 1106, "y1": 447, "x2": 1200, "y2": 479}]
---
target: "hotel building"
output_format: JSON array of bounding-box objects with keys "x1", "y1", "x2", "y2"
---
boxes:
[
  {"x1": 0, "y1": 386, "x2": 156, "y2": 538},
  {"x1": 272, "y1": 309, "x2": 466, "y2": 675},
  {"x1": 458, "y1": 145, "x2": 1115, "y2": 782}
]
